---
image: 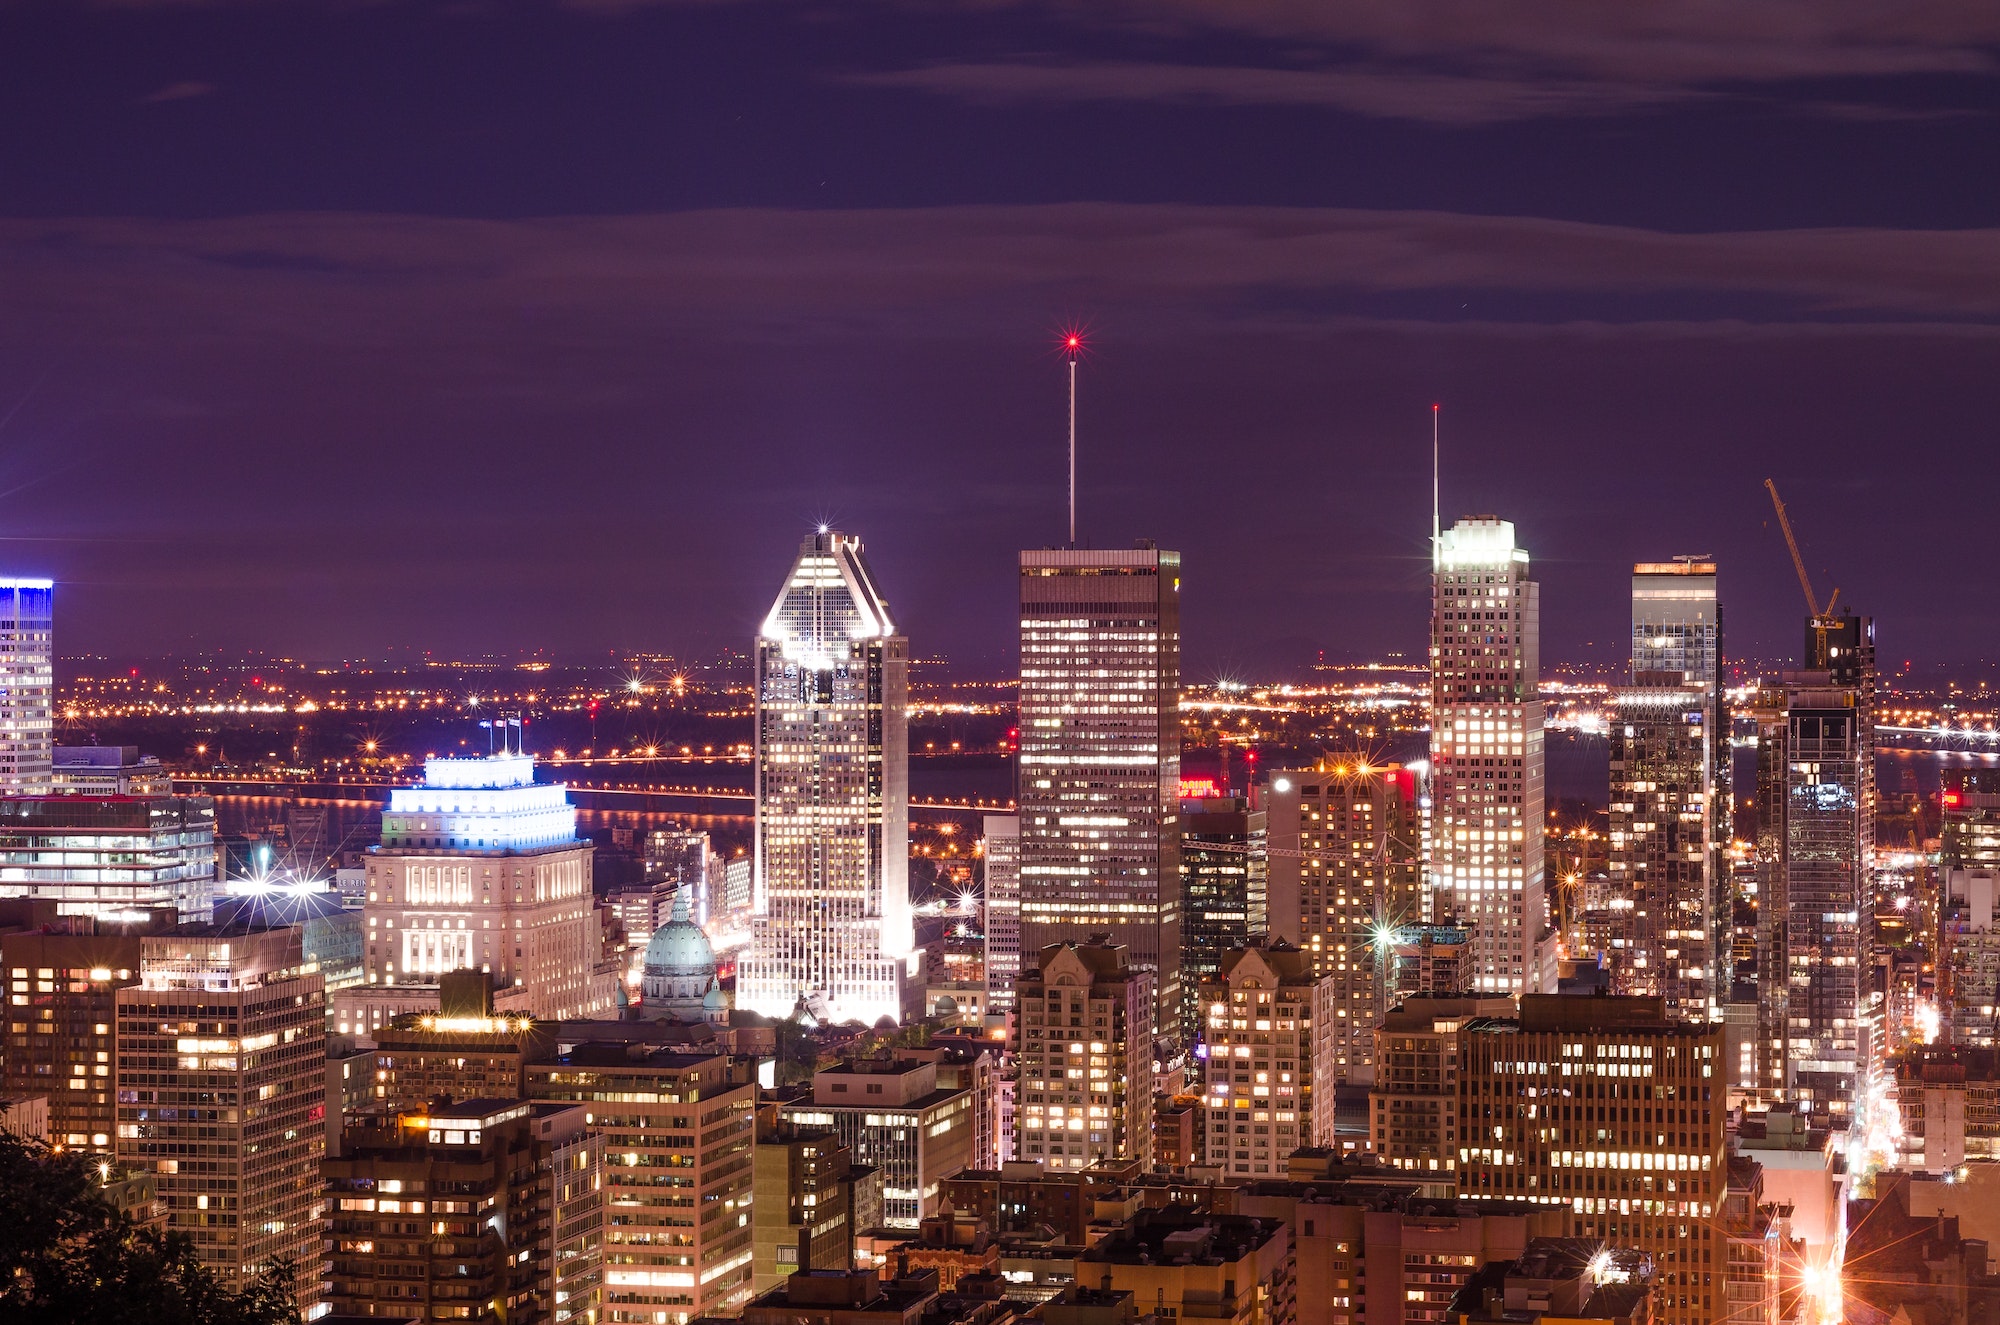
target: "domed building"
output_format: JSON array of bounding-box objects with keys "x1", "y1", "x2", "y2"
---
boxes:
[{"x1": 641, "y1": 887, "x2": 717, "y2": 1021}]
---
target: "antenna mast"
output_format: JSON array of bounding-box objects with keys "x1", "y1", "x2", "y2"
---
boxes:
[
  {"x1": 1431, "y1": 403, "x2": 1441, "y2": 567},
  {"x1": 1061, "y1": 330, "x2": 1083, "y2": 547}
]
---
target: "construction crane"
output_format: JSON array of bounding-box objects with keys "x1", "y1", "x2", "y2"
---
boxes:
[{"x1": 1764, "y1": 479, "x2": 1843, "y2": 668}]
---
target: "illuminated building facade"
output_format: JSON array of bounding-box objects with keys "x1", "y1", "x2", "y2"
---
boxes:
[
  {"x1": 1606, "y1": 679, "x2": 1716, "y2": 1021},
  {"x1": 339, "y1": 744, "x2": 618, "y2": 1040},
  {"x1": 1631, "y1": 560, "x2": 1727, "y2": 882},
  {"x1": 1017, "y1": 544, "x2": 1182, "y2": 1052},
  {"x1": 981, "y1": 814, "x2": 1021, "y2": 1012},
  {"x1": 1369, "y1": 994, "x2": 1514, "y2": 1197},
  {"x1": 1265, "y1": 761, "x2": 1425, "y2": 1082},
  {"x1": 1387, "y1": 922, "x2": 1474, "y2": 997},
  {"x1": 1196, "y1": 938, "x2": 1333, "y2": 1178},
  {"x1": 50, "y1": 745, "x2": 172, "y2": 797},
  {"x1": 1942, "y1": 769, "x2": 2000, "y2": 874},
  {"x1": 115, "y1": 924, "x2": 327, "y2": 1310},
  {"x1": 1178, "y1": 793, "x2": 1266, "y2": 1046},
  {"x1": 779, "y1": 1057, "x2": 973, "y2": 1229},
  {"x1": 1749, "y1": 675, "x2": 1870, "y2": 1122},
  {"x1": 371, "y1": 1010, "x2": 555, "y2": 1107},
  {"x1": 751, "y1": 1126, "x2": 856, "y2": 1293},
  {"x1": 1012, "y1": 937, "x2": 1154, "y2": 1172},
  {"x1": 1430, "y1": 517, "x2": 1550, "y2": 994},
  {"x1": 0, "y1": 577, "x2": 53, "y2": 795},
  {"x1": 740, "y1": 530, "x2": 911, "y2": 1026},
  {"x1": 325, "y1": 1099, "x2": 604, "y2": 1325},
  {"x1": 527, "y1": 1046, "x2": 758, "y2": 1323},
  {"x1": 1457, "y1": 995, "x2": 1727, "y2": 1325},
  {"x1": 0, "y1": 794, "x2": 218, "y2": 921},
  {"x1": 0, "y1": 918, "x2": 161, "y2": 1152}
]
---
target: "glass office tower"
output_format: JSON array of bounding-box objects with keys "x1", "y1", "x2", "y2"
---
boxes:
[
  {"x1": 739, "y1": 530, "x2": 911, "y2": 1026},
  {"x1": 1017, "y1": 543, "x2": 1182, "y2": 1053}
]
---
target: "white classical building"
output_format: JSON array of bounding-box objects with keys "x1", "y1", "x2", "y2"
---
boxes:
[
  {"x1": 737, "y1": 529, "x2": 912, "y2": 1026},
  {"x1": 336, "y1": 738, "x2": 620, "y2": 1040}
]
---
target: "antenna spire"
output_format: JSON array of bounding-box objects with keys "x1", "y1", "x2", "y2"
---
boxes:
[
  {"x1": 1069, "y1": 355, "x2": 1077, "y2": 546},
  {"x1": 1060, "y1": 328, "x2": 1084, "y2": 546},
  {"x1": 1431, "y1": 403, "x2": 1441, "y2": 568}
]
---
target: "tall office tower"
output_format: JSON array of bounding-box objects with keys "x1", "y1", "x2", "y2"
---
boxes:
[
  {"x1": 116, "y1": 924, "x2": 326, "y2": 1310},
  {"x1": 982, "y1": 814, "x2": 1021, "y2": 1013},
  {"x1": 1430, "y1": 518, "x2": 1550, "y2": 994},
  {"x1": 0, "y1": 576, "x2": 52, "y2": 795},
  {"x1": 1178, "y1": 792, "x2": 1267, "y2": 1046},
  {"x1": 1266, "y1": 761, "x2": 1426, "y2": 1082},
  {"x1": 1606, "y1": 678, "x2": 1715, "y2": 1021},
  {"x1": 1456, "y1": 996, "x2": 1726, "y2": 1325},
  {"x1": 0, "y1": 915, "x2": 167, "y2": 1152},
  {"x1": 528, "y1": 1046, "x2": 758, "y2": 1322},
  {"x1": 1012, "y1": 937, "x2": 1155, "y2": 1171},
  {"x1": 1195, "y1": 939, "x2": 1333, "y2": 1179},
  {"x1": 1626, "y1": 559, "x2": 1727, "y2": 986},
  {"x1": 1017, "y1": 543, "x2": 1182, "y2": 1052},
  {"x1": 1749, "y1": 675, "x2": 1870, "y2": 1123},
  {"x1": 338, "y1": 739, "x2": 619, "y2": 1040},
  {"x1": 325, "y1": 1100, "x2": 604, "y2": 1325},
  {"x1": 0, "y1": 794, "x2": 217, "y2": 920},
  {"x1": 739, "y1": 530, "x2": 911, "y2": 1026}
]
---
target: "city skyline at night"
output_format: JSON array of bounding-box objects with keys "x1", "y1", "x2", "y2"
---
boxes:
[{"x1": 6, "y1": 5, "x2": 1999, "y2": 1323}]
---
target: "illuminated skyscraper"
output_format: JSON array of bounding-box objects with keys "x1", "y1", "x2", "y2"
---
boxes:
[
  {"x1": 1017, "y1": 543, "x2": 1182, "y2": 1049},
  {"x1": 1750, "y1": 673, "x2": 1870, "y2": 1122},
  {"x1": 1264, "y1": 761, "x2": 1424, "y2": 1082},
  {"x1": 337, "y1": 732, "x2": 619, "y2": 1040},
  {"x1": 1430, "y1": 518, "x2": 1550, "y2": 994},
  {"x1": 0, "y1": 577, "x2": 53, "y2": 794},
  {"x1": 1610, "y1": 559, "x2": 1725, "y2": 1015},
  {"x1": 1179, "y1": 792, "x2": 1266, "y2": 1047},
  {"x1": 1606, "y1": 679, "x2": 1714, "y2": 1020},
  {"x1": 982, "y1": 813, "x2": 1021, "y2": 1012},
  {"x1": 738, "y1": 530, "x2": 911, "y2": 1026},
  {"x1": 117, "y1": 924, "x2": 327, "y2": 1313}
]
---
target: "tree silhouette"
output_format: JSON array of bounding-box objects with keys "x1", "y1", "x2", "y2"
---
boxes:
[{"x1": 0, "y1": 1130, "x2": 300, "y2": 1325}]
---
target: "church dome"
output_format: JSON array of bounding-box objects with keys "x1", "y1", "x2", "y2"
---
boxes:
[{"x1": 642, "y1": 887, "x2": 716, "y2": 1019}]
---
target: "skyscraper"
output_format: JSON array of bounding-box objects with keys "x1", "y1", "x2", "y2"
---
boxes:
[
  {"x1": 1178, "y1": 791, "x2": 1266, "y2": 1046},
  {"x1": 738, "y1": 529, "x2": 911, "y2": 1026},
  {"x1": 1612, "y1": 560, "x2": 1726, "y2": 1014},
  {"x1": 1264, "y1": 761, "x2": 1425, "y2": 1082},
  {"x1": 116, "y1": 924, "x2": 327, "y2": 1312},
  {"x1": 0, "y1": 577, "x2": 52, "y2": 795},
  {"x1": 1430, "y1": 518, "x2": 1550, "y2": 994},
  {"x1": 982, "y1": 813, "x2": 1021, "y2": 1013},
  {"x1": 337, "y1": 734, "x2": 619, "y2": 1040},
  {"x1": 1017, "y1": 543, "x2": 1181, "y2": 1050},
  {"x1": 1750, "y1": 674, "x2": 1870, "y2": 1122},
  {"x1": 1606, "y1": 678, "x2": 1715, "y2": 1020}
]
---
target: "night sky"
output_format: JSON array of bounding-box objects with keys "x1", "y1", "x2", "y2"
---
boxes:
[{"x1": 3, "y1": 2, "x2": 1997, "y2": 676}]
